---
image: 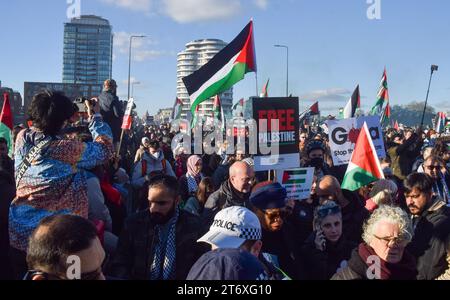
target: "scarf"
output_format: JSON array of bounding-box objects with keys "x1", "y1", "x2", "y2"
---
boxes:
[
  {"x1": 186, "y1": 155, "x2": 202, "y2": 194},
  {"x1": 358, "y1": 243, "x2": 417, "y2": 280},
  {"x1": 149, "y1": 207, "x2": 180, "y2": 280}
]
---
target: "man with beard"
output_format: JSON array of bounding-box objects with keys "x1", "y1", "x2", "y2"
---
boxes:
[
  {"x1": 404, "y1": 173, "x2": 450, "y2": 280},
  {"x1": 109, "y1": 175, "x2": 207, "y2": 280}
]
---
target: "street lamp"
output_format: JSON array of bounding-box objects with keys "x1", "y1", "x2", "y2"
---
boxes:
[
  {"x1": 274, "y1": 44, "x2": 289, "y2": 97},
  {"x1": 127, "y1": 35, "x2": 146, "y2": 101},
  {"x1": 420, "y1": 65, "x2": 439, "y2": 128},
  {"x1": 131, "y1": 81, "x2": 141, "y2": 98}
]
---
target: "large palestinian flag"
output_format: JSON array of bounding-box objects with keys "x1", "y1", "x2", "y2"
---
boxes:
[
  {"x1": 341, "y1": 122, "x2": 384, "y2": 191},
  {"x1": 182, "y1": 20, "x2": 257, "y2": 115}
]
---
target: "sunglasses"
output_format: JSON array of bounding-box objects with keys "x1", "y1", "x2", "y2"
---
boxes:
[
  {"x1": 424, "y1": 165, "x2": 441, "y2": 171},
  {"x1": 24, "y1": 254, "x2": 108, "y2": 281},
  {"x1": 261, "y1": 209, "x2": 287, "y2": 221}
]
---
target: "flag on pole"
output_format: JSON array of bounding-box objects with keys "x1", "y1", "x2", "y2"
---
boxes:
[
  {"x1": 435, "y1": 112, "x2": 447, "y2": 133},
  {"x1": 393, "y1": 120, "x2": 399, "y2": 131},
  {"x1": 370, "y1": 68, "x2": 389, "y2": 116},
  {"x1": 299, "y1": 101, "x2": 320, "y2": 123},
  {"x1": 183, "y1": 20, "x2": 257, "y2": 115},
  {"x1": 213, "y1": 95, "x2": 225, "y2": 130},
  {"x1": 260, "y1": 78, "x2": 269, "y2": 97},
  {"x1": 343, "y1": 85, "x2": 360, "y2": 119},
  {"x1": 380, "y1": 101, "x2": 391, "y2": 126},
  {"x1": 0, "y1": 93, "x2": 13, "y2": 157},
  {"x1": 171, "y1": 97, "x2": 183, "y2": 120},
  {"x1": 341, "y1": 122, "x2": 384, "y2": 191}
]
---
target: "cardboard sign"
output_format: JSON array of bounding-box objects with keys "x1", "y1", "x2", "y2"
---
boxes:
[
  {"x1": 326, "y1": 116, "x2": 386, "y2": 166},
  {"x1": 121, "y1": 98, "x2": 134, "y2": 130},
  {"x1": 252, "y1": 97, "x2": 300, "y2": 171},
  {"x1": 276, "y1": 168, "x2": 315, "y2": 200}
]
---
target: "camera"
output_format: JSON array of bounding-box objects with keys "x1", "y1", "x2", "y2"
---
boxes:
[{"x1": 73, "y1": 97, "x2": 95, "y2": 113}]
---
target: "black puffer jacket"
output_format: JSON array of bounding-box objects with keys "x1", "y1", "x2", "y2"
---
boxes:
[
  {"x1": 99, "y1": 90, "x2": 123, "y2": 142},
  {"x1": 109, "y1": 210, "x2": 208, "y2": 280},
  {"x1": 300, "y1": 233, "x2": 357, "y2": 280},
  {"x1": 341, "y1": 189, "x2": 370, "y2": 244},
  {"x1": 407, "y1": 197, "x2": 450, "y2": 280},
  {"x1": 201, "y1": 180, "x2": 251, "y2": 228}
]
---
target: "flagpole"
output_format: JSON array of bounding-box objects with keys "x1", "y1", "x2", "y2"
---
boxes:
[{"x1": 255, "y1": 72, "x2": 259, "y2": 97}]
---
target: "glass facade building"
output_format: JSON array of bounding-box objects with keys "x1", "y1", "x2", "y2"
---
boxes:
[{"x1": 63, "y1": 15, "x2": 113, "y2": 96}]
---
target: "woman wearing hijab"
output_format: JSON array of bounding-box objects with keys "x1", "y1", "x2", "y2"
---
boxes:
[{"x1": 178, "y1": 155, "x2": 204, "y2": 203}]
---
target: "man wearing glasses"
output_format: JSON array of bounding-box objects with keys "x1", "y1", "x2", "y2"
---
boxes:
[
  {"x1": 404, "y1": 173, "x2": 450, "y2": 280},
  {"x1": 421, "y1": 155, "x2": 450, "y2": 204},
  {"x1": 25, "y1": 215, "x2": 106, "y2": 280}
]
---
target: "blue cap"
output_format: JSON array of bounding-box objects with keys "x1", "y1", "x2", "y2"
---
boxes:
[
  {"x1": 187, "y1": 248, "x2": 268, "y2": 280},
  {"x1": 250, "y1": 182, "x2": 287, "y2": 210}
]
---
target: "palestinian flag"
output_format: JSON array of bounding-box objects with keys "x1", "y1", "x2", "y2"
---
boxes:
[
  {"x1": 393, "y1": 120, "x2": 399, "y2": 131},
  {"x1": 370, "y1": 68, "x2": 389, "y2": 115},
  {"x1": 0, "y1": 93, "x2": 13, "y2": 157},
  {"x1": 309, "y1": 101, "x2": 319, "y2": 116},
  {"x1": 213, "y1": 95, "x2": 225, "y2": 130},
  {"x1": 435, "y1": 112, "x2": 446, "y2": 133},
  {"x1": 282, "y1": 169, "x2": 308, "y2": 185},
  {"x1": 380, "y1": 101, "x2": 391, "y2": 126},
  {"x1": 343, "y1": 85, "x2": 360, "y2": 119},
  {"x1": 171, "y1": 97, "x2": 183, "y2": 120},
  {"x1": 299, "y1": 101, "x2": 320, "y2": 123},
  {"x1": 232, "y1": 98, "x2": 245, "y2": 110},
  {"x1": 182, "y1": 20, "x2": 257, "y2": 115},
  {"x1": 260, "y1": 78, "x2": 269, "y2": 97},
  {"x1": 341, "y1": 122, "x2": 384, "y2": 191}
]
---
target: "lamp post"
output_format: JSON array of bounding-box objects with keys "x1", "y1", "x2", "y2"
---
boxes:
[
  {"x1": 127, "y1": 35, "x2": 146, "y2": 101},
  {"x1": 274, "y1": 44, "x2": 289, "y2": 97},
  {"x1": 420, "y1": 65, "x2": 438, "y2": 129},
  {"x1": 131, "y1": 81, "x2": 141, "y2": 98}
]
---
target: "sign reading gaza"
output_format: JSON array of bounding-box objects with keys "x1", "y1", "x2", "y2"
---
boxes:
[
  {"x1": 326, "y1": 116, "x2": 386, "y2": 166},
  {"x1": 252, "y1": 97, "x2": 300, "y2": 171}
]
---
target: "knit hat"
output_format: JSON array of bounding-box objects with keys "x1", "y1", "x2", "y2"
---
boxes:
[
  {"x1": 369, "y1": 179, "x2": 398, "y2": 206},
  {"x1": 250, "y1": 182, "x2": 287, "y2": 210}
]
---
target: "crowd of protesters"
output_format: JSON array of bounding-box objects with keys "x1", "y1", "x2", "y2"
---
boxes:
[{"x1": 0, "y1": 79, "x2": 450, "y2": 281}]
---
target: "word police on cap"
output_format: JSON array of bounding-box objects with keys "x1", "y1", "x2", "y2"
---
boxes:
[{"x1": 213, "y1": 219, "x2": 238, "y2": 232}]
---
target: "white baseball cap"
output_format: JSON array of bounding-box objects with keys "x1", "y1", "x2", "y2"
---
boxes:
[{"x1": 198, "y1": 206, "x2": 262, "y2": 249}]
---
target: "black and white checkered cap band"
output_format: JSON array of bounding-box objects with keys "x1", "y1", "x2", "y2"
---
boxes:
[{"x1": 239, "y1": 227, "x2": 261, "y2": 240}]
